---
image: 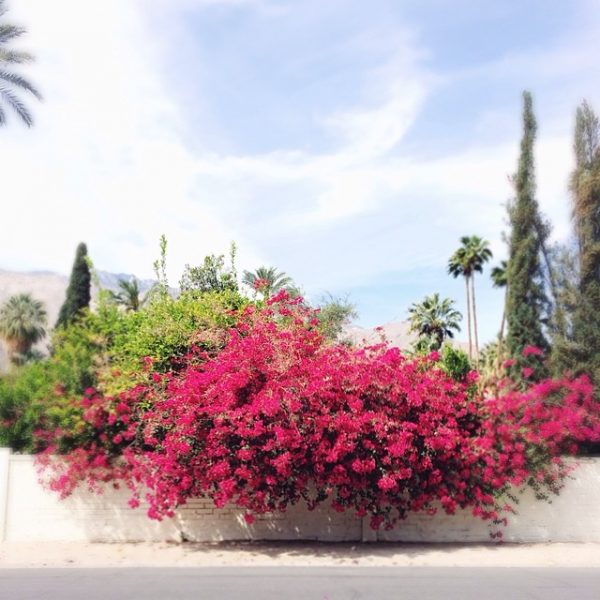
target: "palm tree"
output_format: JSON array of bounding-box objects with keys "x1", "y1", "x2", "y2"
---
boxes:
[
  {"x1": 491, "y1": 260, "x2": 508, "y2": 344},
  {"x1": 448, "y1": 235, "x2": 492, "y2": 360},
  {"x1": 0, "y1": 293, "x2": 47, "y2": 364},
  {"x1": 0, "y1": 0, "x2": 41, "y2": 127},
  {"x1": 110, "y1": 278, "x2": 150, "y2": 312},
  {"x1": 242, "y1": 266, "x2": 294, "y2": 300},
  {"x1": 408, "y1": 293, "x2": 462, "y2": 352}
]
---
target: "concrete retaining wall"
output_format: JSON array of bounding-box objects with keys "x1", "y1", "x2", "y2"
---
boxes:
[{"x1": 1, "y1": 450, "x2": 598, "y2": 543}]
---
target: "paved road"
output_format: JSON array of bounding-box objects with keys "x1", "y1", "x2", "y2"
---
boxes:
[{"x1": 1, "y1": 567, "x2": 599, "y2": 599}]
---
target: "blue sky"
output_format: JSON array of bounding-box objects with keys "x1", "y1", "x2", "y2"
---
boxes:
[{"x1": 2, "y1": 0, "x2": 600, "y2": 343}]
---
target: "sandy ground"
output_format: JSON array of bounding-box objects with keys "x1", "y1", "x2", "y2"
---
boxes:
[{"x1": 1, "y1": 541, "x2": 600, "y2": 569}]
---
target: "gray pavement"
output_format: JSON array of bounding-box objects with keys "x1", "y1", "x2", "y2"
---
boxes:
[{"x1": 1, "y1": 567, "x2": 599, "y2": 600}]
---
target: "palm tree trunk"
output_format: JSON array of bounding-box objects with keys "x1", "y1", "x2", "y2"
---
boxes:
[
  {"x1": 465, "y1": 276, "x2": 472, "y2": 360},
  {"x1": 496, "y1": 288, "x2": 507, "y2": 373},
  {"x1": 6, "y1": 337, "x2": 28, "y2": 366},
  {"x1": 471, "y1": 275, "x2": 479, "y2": 362}
]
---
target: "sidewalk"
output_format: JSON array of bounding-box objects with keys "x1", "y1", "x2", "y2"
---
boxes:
[{"x1": 1, "y1": 541, "x2": 599, "y2": 568}]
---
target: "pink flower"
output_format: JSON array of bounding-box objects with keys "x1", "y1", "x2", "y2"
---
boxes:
[
  {"x1": 33, "y1": 292, "x2": 600, "y2": 531},
  {"x1": 141, "y1": 356, "x2": 153, "y2": 370},
  {"x1": 522, "y1": 345, "x2": 544, "y2": 357},
  {"x1": 522, "y1": 367, "x2": 534, "y2": 378},
  {"x1": 377, "y1": 476, "x2": 397, "y2": 491},
  {"x1": 253, "y1": 278, "x2": 269, "y2": 291}
]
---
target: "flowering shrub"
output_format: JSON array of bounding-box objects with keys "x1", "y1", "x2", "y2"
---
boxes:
[{"x1": 37, "y1": 294, "x2": 600, "y2": 531}]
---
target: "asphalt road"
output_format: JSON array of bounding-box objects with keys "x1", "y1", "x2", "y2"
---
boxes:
[{"x1": 1, "y1": 567, "x2": 599, "y2": 600}]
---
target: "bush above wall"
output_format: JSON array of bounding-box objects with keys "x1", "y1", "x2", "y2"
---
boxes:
[{"x1": 37, "y1": 293, "x2": 600, "y2": 533}]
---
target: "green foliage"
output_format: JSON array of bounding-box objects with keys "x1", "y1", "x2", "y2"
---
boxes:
[
  {"x1": 505, "y1": 91, "x2": 549, "y2": 381},
  {"x1": 439, "y1": 343, "x2": 471, "y2": 382},
  {"x1": 0, "y1": 285, "x2": 249, "y2": 451},
  {"x1": 179, "y1": 248, "x2": 238, "y2": 294},
  {"x1": 0, "y1": 312, "x2": 106, "y2": 452},
  {"x1": 315, "y1": 294, "x2": 358, "y2": 341},
  {"x1": 152, "y1": 234, "x2": 169, "y2": 299},
  {"x1": 408, "y1": 293, "x2": 462, "y2": 352},
  {"x1": 0, "y1": 0, "x2": 41, "y2": 127},
  {"x1": 242, "y1": 266, "x2": 295, "y2": 300},
  {"x1": 567, "y1": 101, "x2": 600, "y2": 388},
  {"x1": 491, "y1": 261, "x2": 508, "y2": 289},
  {"x1": 477, "y1": 341, "x2": 502, "y2": 390},
  {"x1": 448, "y1": 236, "x2": 493, "y2": 280},
  {"x1": 109, "y1": 278, "x2": 150, "y2": 312},
  {"x1": 0, "y1": 363, "x2": 50, "y2": 451},
  {"x1": 547, "y1": 244, "x2": 579, "y2": 377},
  {"x1": 100, "y1": 290, "x2": 247, "y2": 393},
  {"x1": 0, "y1": 293, "x2": 47, "y2": 364},
  {"x1": 56, "y1": 242, "x2": 92, "y2": 329}
]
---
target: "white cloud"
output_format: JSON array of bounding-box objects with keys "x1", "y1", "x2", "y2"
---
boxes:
[
  {"x1": 0, "y1": 0, "x2": 592, "y2": 301},
  {"x1": 323, "y1": 78, "x2": 427, "y2": 161},
  {"x1": 188, "y1": 42, "x2": 434, "y2": 226},
  {"x1": 0, "y1": 0, "x2": 261, "y2": 282}
]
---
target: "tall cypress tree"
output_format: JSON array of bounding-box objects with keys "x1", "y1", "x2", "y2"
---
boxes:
[
  {"x1": 570, "y1": 101, "x2": 600, "y2": 386},
  {"x1": 505, "y1": 91, "x2": 549, "y2": 380},
  {"x1": 56, "y1": 242, "x2": 92, "y2": 328}
]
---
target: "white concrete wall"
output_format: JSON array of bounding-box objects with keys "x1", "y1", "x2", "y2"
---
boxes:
[
  {"x1": 1, "y1": 451, "x2": 599, "y2": 543},
  {"x1": 380, "y1": 459, "x2": 600, "y2": 543}
]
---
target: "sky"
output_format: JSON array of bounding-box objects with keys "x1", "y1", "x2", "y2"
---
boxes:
[{"x1": 2, "y1": 0, "x2": 600, "y2": 343}]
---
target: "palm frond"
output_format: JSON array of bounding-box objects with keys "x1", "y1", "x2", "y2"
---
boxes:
[
  {"x1": 0, "y1": 293, "x2": 47, "y2": 354},
  {"x1": 0, "y1": 49, "x2": 33, "y2": 64},
  {"x1": 491, "y1": 260, "x2": 508, "y2": 288},
  {"x1": 0, "y1": 85, "x2": 33, "y2": 126},
  {"x1": 0, "y1": 24, "x2": 25, "y2": 44},
  {"x1": 0, "y1": 69, "x2": 41, "y2": 98},
  {"x1": 0, "y1": 4, "x2": 40, "y2": 129}
]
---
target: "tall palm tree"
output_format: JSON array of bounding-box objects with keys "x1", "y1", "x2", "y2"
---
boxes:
[
  {"x1": 448, "y1": 235, "x2": 492, "y2": 360},
  {"x1": 0, "y1": 293, "x2": 47, "y2": 364},
  {"x1": 0, "y1": 0, "x2": 41, "y2": 127},
  {"x1": 491, "y1": 260, "x2": 508, "y2": 339},
  {"x1": 408, "y1": 293, "x2": 462, "y2": 352},
  {"x1": 242, "y1": 266, "x2": 294, "y2": 300},
  {"x1": 110, "y1": 278, "x2": 149, "y2": 312}
]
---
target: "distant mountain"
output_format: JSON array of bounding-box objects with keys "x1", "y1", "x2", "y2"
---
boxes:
[
  {"x1": 0, "y1": 268, "x2": 469, "y2": 370},
  {"x1": 0, "y1": 268, "x2": 158, "y2": 370},
  {"x1": 343, "y1": 321, "x2": 469, "y2": 353},
  {"x1": 343, "y1": 321, "x2": 415, "y2": 349},
  {"x1": 95, "y1": 271, "x2": 157, "y2": 294}
]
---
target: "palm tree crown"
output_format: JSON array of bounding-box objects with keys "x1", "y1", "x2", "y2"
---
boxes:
[
  {"x1": 408, "y1": 293, "x2": 462, "y2": 351},
  {"x1": 491, "y1": 260, "x2": 508, "y2": 289},
  {"x1": 0, "y1": 293, "x2": 47, "y2": 362},
  {"x1": 448, "y1": 236, "x2": 493, "y2": 279},
  {"x1": 448, "y1": 235, "x2": 493, "y2": 360},
  {"x1": 111, "y1": 278, "x2": 149, "y2": 312},
  {"x1": 242, "y1": 266, "x2": 294, "y2": 300},
  {"x1": 0, "y1": 0, "x2": 41, "y2": 127}
]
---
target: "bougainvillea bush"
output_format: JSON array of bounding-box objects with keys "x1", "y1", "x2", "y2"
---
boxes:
[{"x1": 36, "y1": 293, "x2": 600, "y2": 531}]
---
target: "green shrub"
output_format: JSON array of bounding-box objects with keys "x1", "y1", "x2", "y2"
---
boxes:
[
  {"x1": 0, "y1": 289, "x2": 249, "y2": 451},
  {"x1": 439, "y1": 343, "x2": 472, "y2": 382}
]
